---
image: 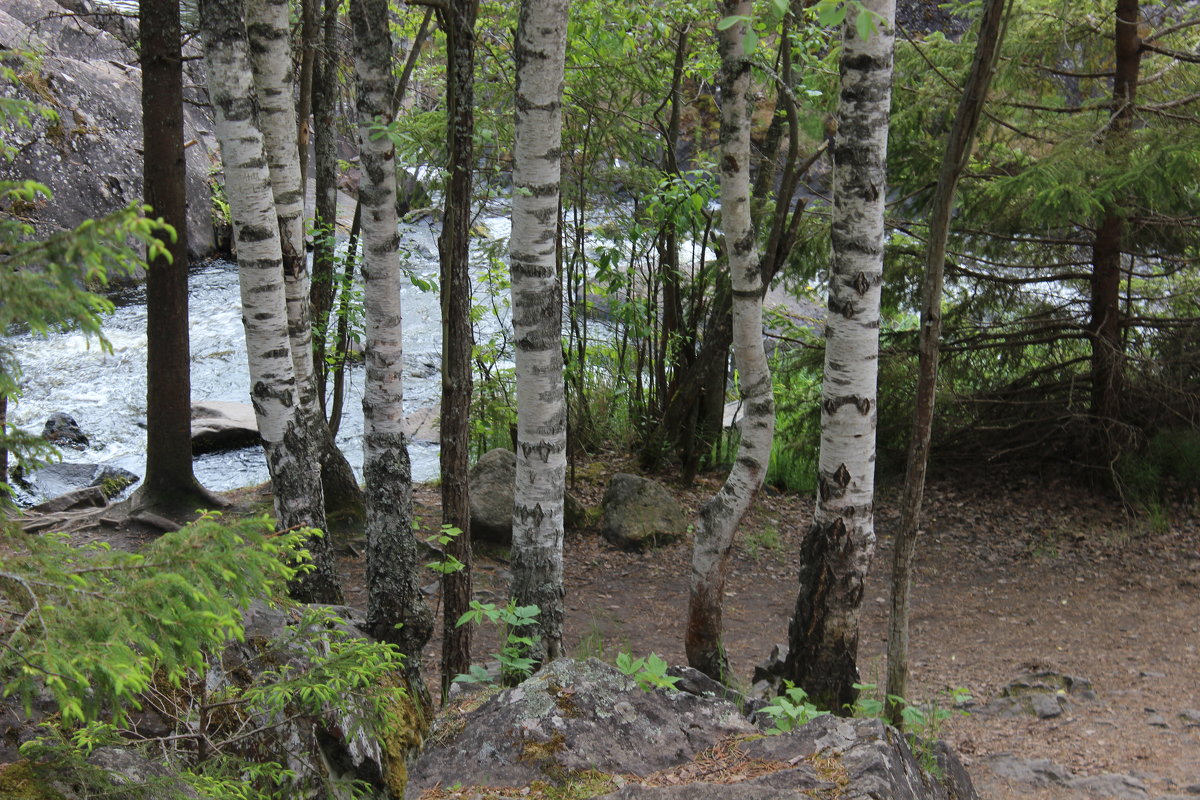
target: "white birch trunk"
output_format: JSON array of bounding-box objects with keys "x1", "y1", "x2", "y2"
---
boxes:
[
  {"x1": 351, "y1": 0, "x2": 433, "y2": 690},
  {"x1": 199, "y1": 0, "x2": 339, "y2": 604},
  {"x1": 244, "y1": 0, "x2": 319, "y2": 415},
  {"x1": 785, "y1": 0, "x2": 895, "y2": 710},
  {"x1": 510, "y1": 0, "x2": 570, "y2": 662},
  {"x1": 685, "y1": 0, "x2": 775, "y2": 682}
]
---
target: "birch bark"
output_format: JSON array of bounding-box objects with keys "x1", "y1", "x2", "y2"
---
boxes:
[
  {"x1": 785, "y1": 0, "x2": 895, "y2": 711},
  {"x1": 351, "y1": 0, "x2": 433, "y2": 691},
  {"x1": 685, "y1": 0, "x2": 775, "y2": 682},
  {"x1": 245, "y1": 0, "x2": 363, "y2": 522},
  {"x1": 510, "y1": 0, "x2": 570, "y2": 662},
  {"x1": 199, "y1": 0, "x2": 340, "y2": 603}
]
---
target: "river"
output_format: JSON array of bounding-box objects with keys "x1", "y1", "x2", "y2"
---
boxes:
[{"x1": 5, "y1": 216, "x2": 514, "y2": 502}]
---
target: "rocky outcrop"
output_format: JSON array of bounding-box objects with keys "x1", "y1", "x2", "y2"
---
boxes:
[
  {"x1": 408, "y1": 658, "x2": 977, "y2": 800},
  {"x1": 0, "y1": 0, "x2": 219, "y2": 261},
  {"x1": 600, "y1": 473, "x2": 688, "y2": 550}
]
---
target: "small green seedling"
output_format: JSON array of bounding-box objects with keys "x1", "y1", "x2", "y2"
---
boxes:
[{"x1": 615, "y1": 652, "x2": 680, "y2": 691}]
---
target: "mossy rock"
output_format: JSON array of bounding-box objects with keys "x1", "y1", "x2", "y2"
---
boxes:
[{"x1": 0, "y1": 761, "x2": 66, "y2": 800}]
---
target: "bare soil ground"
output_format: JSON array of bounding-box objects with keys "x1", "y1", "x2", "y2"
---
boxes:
[{"x1": 22, "y1": 460, "x2": 1200, "y2": 800}]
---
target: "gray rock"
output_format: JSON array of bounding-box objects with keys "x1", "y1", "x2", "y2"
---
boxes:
[
  {"x1": 986, "y1": 754, "x2": 1075, "y2": 786},
  {"x1": 1178, "y1": 708, "x2": 1200, "y2": 727},
  {"x1": 600, "y1": 473, "x2": 687, "y2": 550},
  {"x1": 410, "y1": 660, "x2": 976, "y2": 800},
  {"x1": 0, "y1": 0, "x2": 218, "y2": 261},
  {"x1": 1068, "y1": 773, "x2": 1149, "y2": 799},
  {"x1": 469, "y1": 447, "x2": 516, "y2": 544},
  {"x1": 30, "y1": 484, "x2": 107, "y2": 512},
  {"x1": 21, "y1": 462, "x2": 139, "y2": 506},
  {"x1": 191, "y1": 401, "x2": 260, "y2": 453},
  {"x1": 41, "y1": 411, "x2": 89, "y2": 448},
  {"x1": 979, "y1": 671, "x2": 1094, "y2": 718},
  {"x1": 407, "y1": 658, "x2": 755, "y2": 795},
  {"x1": 1030, "y1": 692, "x2": 1063, "y2": 719}
]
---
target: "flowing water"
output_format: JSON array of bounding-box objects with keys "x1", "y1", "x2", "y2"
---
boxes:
[{"x1": 5, "y1": 216, "x2": 513, "y2": 502}]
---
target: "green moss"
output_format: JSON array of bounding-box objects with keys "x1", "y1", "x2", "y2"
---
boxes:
[
  {"x1": 0, "y1": 761, "x2": 68, "y2": 800},
  {"x1": 379, "y1": 674, "x2": 429, "y2": 797}
]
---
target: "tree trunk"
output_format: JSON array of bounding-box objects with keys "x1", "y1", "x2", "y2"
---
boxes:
[
  {"x1": 437, "y1": 0, "x2": 479, "y2": 698},
  {"x1": 784, "y1": 0, "x2": 895, "y2": 712},
  {"x1": 510, "y1": 0, "x2": 570, "y2": 663},
  {"x1": 297, "y1": 0, "x2": 318, "y2": 201},
  {"x1": 1089, "y1": 0, "x2": 1141, "y2": 432},
  {"x1": 684, "y1": 0, "x2": 775, "y2": 682},
  {"x1": 135, "y1": 0, "x2": 221, "y2": 516},
  {"x1": 351, "y1": 0, "x2": 433, "y2": 700},
  {"x1": 311, "y1": 0, "x2": 339, "y2": 410},
  {"x1": 199, "y1": 0, "x2": 340, "y2": 604},
  {"x1": 246, "y1": 0, "x2": 363, "y2": 525},
  {"x1": 886, "y1": 0, "x2": 1008, "y2": 727}
]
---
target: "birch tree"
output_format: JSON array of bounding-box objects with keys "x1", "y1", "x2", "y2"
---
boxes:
[
  {"x1": 245, "y1": 0, "x2": 363, "y2": 522},
  {"x1": 351, "y1": 0, "x2": 433, "y2": 693},
  {"x1": 684, "y1": 0, "x2": 776, "y2": 682},
  {"x1": 510, "y1": 0, "x2": 570, "y2": 662},
  {"x1": 199, "y1": 0, "x2": 341, "y2": 604},
  {"x1": 784, "y1": 0, "x2": 895, "y2": 711}
]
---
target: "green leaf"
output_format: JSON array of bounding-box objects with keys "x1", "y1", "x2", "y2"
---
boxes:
[
  {"x1": 817, "y1": 1, "x2": 847, "y2": 28},
  {"x1": 855, "y1": 7, "x2": 875, "y2": 41},
  {"x1": 717, "y1": 14, "x2": 750, "y2": 31},
  {"x1": 743, "y1": 30, "x2": 758, "y2": 56}
]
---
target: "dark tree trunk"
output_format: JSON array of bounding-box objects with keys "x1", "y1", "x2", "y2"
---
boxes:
[
  {"x1": 886, "y1": 0, "x2": 1008, "y2": 727},
  {"x1": 1089, "y1": 0, "x2": 1141, "y2": 430},
  {"x1": 297, "y1": 0, "x2": 318, "y2": 200},
  {"x1": 311, "y1": 0, "x2": 339, "y2": 412},
  {"x1": 437, "y1": 0, "x2": 479, "y2": 700},
  {"x1": 135, "y1": 0, "x2": 220, "y2": 515}
]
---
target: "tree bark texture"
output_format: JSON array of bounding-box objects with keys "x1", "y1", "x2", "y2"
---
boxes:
[
  {"x1": 437, "y1": 0, "x2": 480, "y2": 696},
  {"x1": 685, "y1": 0, "x2": 775, "y2": 682},
  {"x1": 137, "y1": 0, "x2": 212, "y2": 513},
  {"x1": 510, "y1": 0, "x2": 570, "y2": 663},
  {"x1": 245, "y1": 0, "x2": 362, "y2": 523},
  {"x1": 311, "y1": 0, "x2": 339, "y2": 407},
  {"x1": 351, "y1": 0, "x2": 433, "y2": 693},
  {"x1": 1089, "y1": 0, "x2": 1141, "y2": 429},
  {"x1": 199, "y1": 0, "x2": 340, "y2": 604},
  {"x1": 886, "y1": 0, "x2": 1008, "y2": 726},
  {"x1": 785, "y1": 0, "x2": 895, "y2": 712}
]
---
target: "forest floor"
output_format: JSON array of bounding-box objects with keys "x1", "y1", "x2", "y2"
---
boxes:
[{"x1": 26, "y1": 456, "x2": 1200, "y2": 800}]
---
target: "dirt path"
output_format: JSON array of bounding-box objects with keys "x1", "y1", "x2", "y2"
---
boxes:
[{"x1": 400, "y1": 464, "x2": 1200, "y2": 800}]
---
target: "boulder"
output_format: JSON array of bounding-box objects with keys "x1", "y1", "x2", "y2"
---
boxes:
[
  {"x1": 408, "y1": 658, "x2": 978, "y2": 800},
  {"x1": 21, "y1": 462, "x2": 139, "y2": 506},
  {"x1": 191, "y1": 401, "x2": 260, "y2": 453},
  {"x1": 600, "y1": 473, "x2": 687, "y2": 550},
  {"x1": 41, "y1": 411, "x2": 88, "y2": 449},
  {"x1": 30, "y1": 484, "x2": 107, "y2": 513},
  {"x1": 407, "y1": 657, "x2": 756, "y2": 794},
  {"x1": 469, "y1": 448, "x2": 516, "y2": 544},
  {"x1": 0, "y1": 0, "x2": 219, "y2": 261}
]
